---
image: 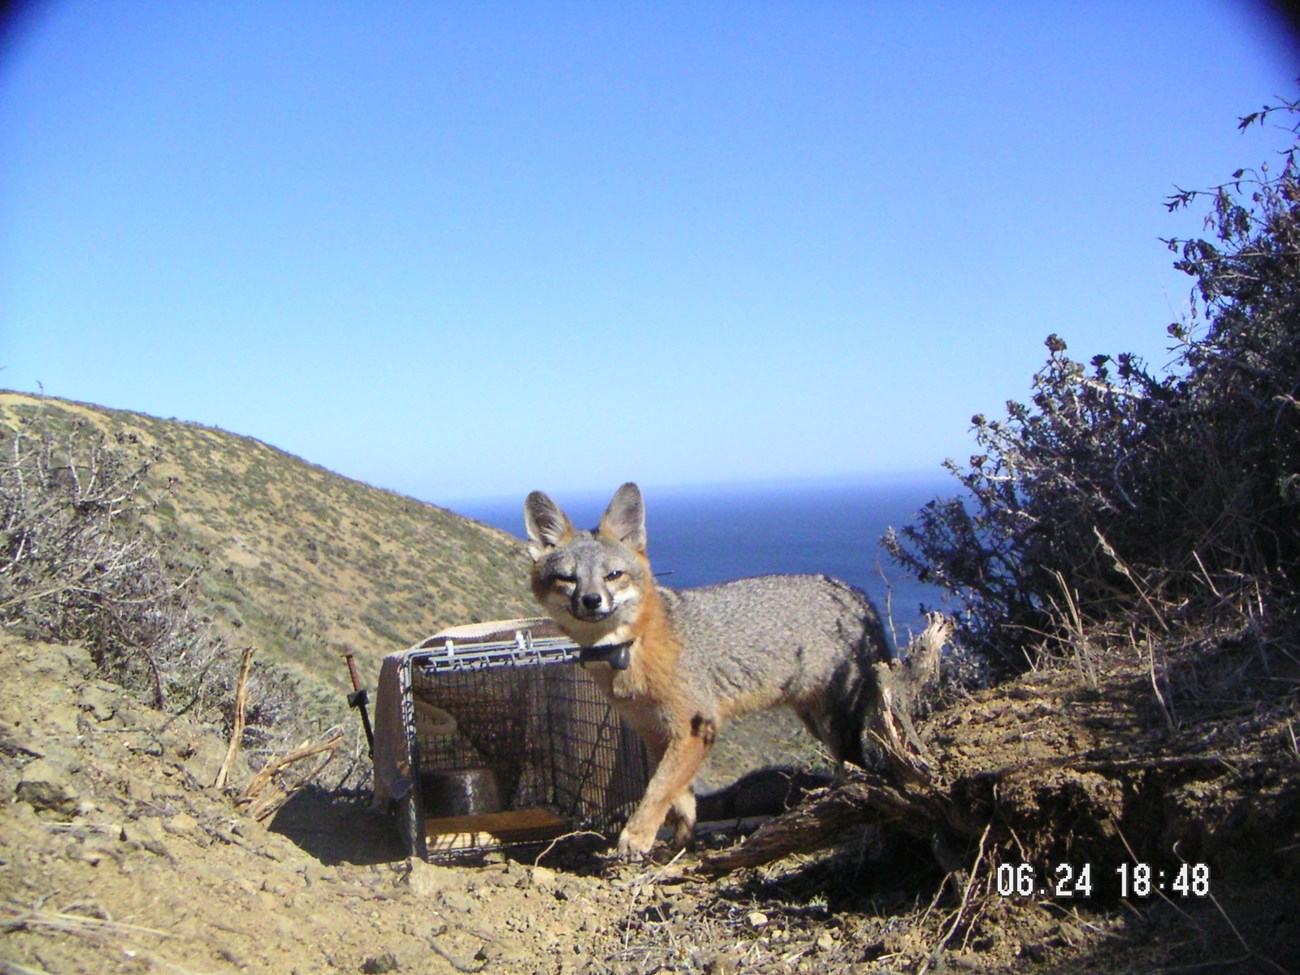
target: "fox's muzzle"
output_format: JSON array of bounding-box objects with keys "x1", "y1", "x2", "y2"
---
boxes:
[{"x1": 571, "y1": 590, "x2": 613, "y2": 621}]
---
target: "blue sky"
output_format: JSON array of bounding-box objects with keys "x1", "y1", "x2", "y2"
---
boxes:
[{"x1": 1, "y1": 2, "x2": 1294, "y2": 505}]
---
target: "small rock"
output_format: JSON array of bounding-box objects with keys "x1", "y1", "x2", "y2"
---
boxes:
[
  {"x1": 27, "y1": 642, "x2": 95, "y2": 680},
  {"x1": 747, "y1": 911, "x2": 768, "y2": 928},
  {"x1": 0, "y1": 715, "x2": 45, "y2": 760},
  {"x1": 260, "y1": 876, "x2": 296, "y2": 899},
  {"x1": 530, "y1": 865, "x2": 557, "y2": 889},
  {"x1": 439, "y1": 888, "x2": 475, "y2": 914},
  {"x1": 9, "y1": 799, "x2": 39, "y2": 825},
  {"x1": 476, "y1": 939, "x2": 531, "y2": 965},
  {"x1": 180, "y1": 736, "x2": 240, "y2": 787},
  {"x1": 78, "y1": 680, "x2": 120, "y2": 722},
  {"x1": 164, "y1": 812, "x2": 202, "y2": 842},
  {"x1": 121, "y1": 816, "x2": 172, "y2": 857},
  {"x1": 17, "y1": 757, "x2": 80, "y2": 819},
  {"x1": 1022, "y1": 942, "x2": 1048, "y2": 963},
  {"x1": 126, "y1": 776, "x2": 155, "y2": 803},
  {"x1": 394, "y1": 939, "x2": 441, "y2": 970},
  {"x1": 299, "y1": 860, "x2": 337, "y2": 886},
  {"x1": 405, "y1": 859, "x2": 457, "y2": 898},
  {"x1": 360, "y1": 952, "x2": 399, "y2": 974},
  {"x1": 481, "y1": 867, "x2": 522, "y2": 888}
]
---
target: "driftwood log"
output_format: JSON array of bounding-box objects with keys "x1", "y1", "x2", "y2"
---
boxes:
[{"x1": 701, "y1": 613, "x2": 966, "y2": 873}]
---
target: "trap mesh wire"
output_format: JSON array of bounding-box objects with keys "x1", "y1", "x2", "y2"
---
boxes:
[{"x1": 397, "y1": 629, "x2": 650, "y2": 858}]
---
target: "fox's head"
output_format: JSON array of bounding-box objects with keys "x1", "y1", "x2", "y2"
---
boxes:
[{"x1": 524, "y1": 482, "x2": 651, "y2": 645}]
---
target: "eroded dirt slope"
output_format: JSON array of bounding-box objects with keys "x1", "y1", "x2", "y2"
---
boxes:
[
  {"x1": 0, "y1": 632, "x2": 894, "y2": 975},
  {"x1": 4, "y1": 628, "x2": 1300, "y2": 975}
]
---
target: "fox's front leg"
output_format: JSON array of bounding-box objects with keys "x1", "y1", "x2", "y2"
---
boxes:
[{"x1": 618, "y1": 717, "x2": 715, "y2": 857}]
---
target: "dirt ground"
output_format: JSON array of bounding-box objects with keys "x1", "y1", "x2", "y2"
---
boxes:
[{"x1": 3, "y1": 629, "x2": 1299, "y2": 975}]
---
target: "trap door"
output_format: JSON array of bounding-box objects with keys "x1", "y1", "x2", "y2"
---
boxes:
[{"x1": 541, "y1": 660, "x2": 650, "y2": 828}]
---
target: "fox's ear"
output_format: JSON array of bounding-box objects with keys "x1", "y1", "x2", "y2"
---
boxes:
[
  {"x1": 524, "y1": 491, "x2": 575, "y2": 560},
  {"x1": 598, "y1": 482, "x2": 646, "y2": 553}
]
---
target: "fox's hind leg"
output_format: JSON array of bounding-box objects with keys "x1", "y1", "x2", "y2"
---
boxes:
[
  {"x1": 829, "y1": 709, "x2": 868, "y2": 769},
  {"x1": 796, "y1": 699, "x2": 868, "y2": 770},
  {"x1": 664, "y1": 788, "x2": 697, "y2": 849}
]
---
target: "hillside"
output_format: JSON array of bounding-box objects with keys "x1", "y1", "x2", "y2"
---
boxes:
[
  {"x1": 3, "y1": 393, "x2": 1299, "y2": 974},
  {"x1": 0, "y1": 391, "x2": 535, "y2": 690}
]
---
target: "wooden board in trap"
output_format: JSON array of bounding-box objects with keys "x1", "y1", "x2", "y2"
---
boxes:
[{"x1": 378, "y1": 620, "x2": 651, "y2": 859}]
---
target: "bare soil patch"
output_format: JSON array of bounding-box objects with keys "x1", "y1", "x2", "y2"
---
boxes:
[{"x1": 3, "y1": 629, "x2": 1298, "y2": 974}]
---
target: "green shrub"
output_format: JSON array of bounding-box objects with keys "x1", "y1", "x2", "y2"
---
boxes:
[{"x1": 888, "y1": 94, "x2": 1300, "y2": 673}]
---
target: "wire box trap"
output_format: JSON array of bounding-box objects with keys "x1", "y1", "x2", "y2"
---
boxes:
[{"x1": 373, "y1": 618, "x2": 651, "y2": 858}]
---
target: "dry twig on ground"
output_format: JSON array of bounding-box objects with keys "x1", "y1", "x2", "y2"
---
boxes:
[{"x1": 236, "y1": 730, "x2": 345, "y2": 822}]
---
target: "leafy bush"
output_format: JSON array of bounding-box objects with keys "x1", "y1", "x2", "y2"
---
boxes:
[{"x1": 887, "y1": 95, "x2": 1300, "y2": 673}]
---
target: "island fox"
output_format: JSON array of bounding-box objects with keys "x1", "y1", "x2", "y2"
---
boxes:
[{"x1": 524, "y1": 482, "x2": 891, "y2": 857}]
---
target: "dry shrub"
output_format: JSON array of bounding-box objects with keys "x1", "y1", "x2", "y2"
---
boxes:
[
  {"x1": 0, "y1": 405, "x2": 319, "y2": 760},
  {"x1": 0, "y1": 411, "x2": 183, "y2": 696},
  {"x1": 887, "y1": 94, "x2": 1300, "y2": 674}
]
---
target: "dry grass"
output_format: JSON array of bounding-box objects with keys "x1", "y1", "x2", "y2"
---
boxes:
[{"x1": 0, "y1": 391, "x2": 535, "y2": 690}]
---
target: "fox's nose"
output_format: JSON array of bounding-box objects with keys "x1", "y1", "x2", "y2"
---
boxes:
[{"x1": 581, "y1": 592, "x2": 604, "y2": 612}]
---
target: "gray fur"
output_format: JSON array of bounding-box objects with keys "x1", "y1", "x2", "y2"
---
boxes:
[{"x1": 661, "y1": 574, "x2": 889, "y2": 764}]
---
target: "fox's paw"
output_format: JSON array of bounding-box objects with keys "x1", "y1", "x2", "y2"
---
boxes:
[{"x1": 615, "y1": 826, "x2": 655, "y2": 859}]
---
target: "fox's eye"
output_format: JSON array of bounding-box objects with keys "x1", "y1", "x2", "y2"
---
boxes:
[
  {"x1": 552, "y1": 574, "x2": 577, "y2": 586},
  {"x1": 604, "y1": 570, "x2": 625, "y2": 582}
]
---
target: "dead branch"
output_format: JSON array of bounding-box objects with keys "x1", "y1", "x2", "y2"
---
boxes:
[
  {"x1": 871, "y1": 612, "x2": 952, "y2": 776},
  {"x1": 235, "y1": 729, "x2": 344, "y2": 822},
  {"x1": 214, "y1": 645, "x2": 255, "y2": 791},
  {"x1": 699, "y1": 767, "x2": 971, "y2": 873}
]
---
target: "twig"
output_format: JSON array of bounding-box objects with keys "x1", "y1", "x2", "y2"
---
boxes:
[
  {"x1": 0, "y1": 903, "x2": 172, "y2": 940},
  {"x1": 1, "y1": 958, "x2": 57, "y2": 975},
  {"x1": 532, "y1": 829, "x2": 605, "y2": 866},
  {"x1": 1094, "y1": 527, "x2": 1169, "y2": 632},
  {"x1": 214, "y1": 645, "x2": 255, "y2": 791},
  {"x1": 931, "y1": 820, "x2": 992, "y2": 964},
  {"x1": 876, "y1": 558, "x2": 900, "y2": 652},
  {"x1": 236, "y1": 730, "x2": 344, "y2": 821},
  {"x1": 621, "y1": 846, "x2": 688, "y2": 889},
  {"x1": 1145, "y1": 635, "x2": 1177, "y2": 731}
]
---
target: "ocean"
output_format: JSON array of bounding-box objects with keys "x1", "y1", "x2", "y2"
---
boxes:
[{"x1": 452, "y1": 477, "x2": 955, "y2": 646}]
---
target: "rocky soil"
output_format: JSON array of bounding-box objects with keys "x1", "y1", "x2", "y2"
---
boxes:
[{"x1": 3, "y1": 629, "x2": 1299, "y2": 975}]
